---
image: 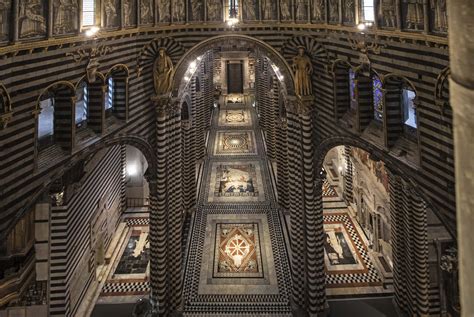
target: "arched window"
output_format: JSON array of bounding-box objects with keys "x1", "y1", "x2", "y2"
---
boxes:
[
  {"x1": 82, "y1": 0, "x2": 95, "y2": 26},
  {"x1": 75, "y1": 80, "x2": 88, "y2": 128},
  {"x1": 38, "y1": 93, "x2": 55, "y2": 149},
  {"x1": 402, "y1": 88, "x2": 417, "y2": 129},
  {"x1": 349, "y1": 68, "x2": 357, "y2": 110},
  {"x1": 105, "y1": 76, "x2": 114, "y2": 115},
  {"x1": 361, "y1": 0, "x2": 375, "y2": 22},
  {"x1": 373, "y1": 75, "x2": 383, "y2": 121}
]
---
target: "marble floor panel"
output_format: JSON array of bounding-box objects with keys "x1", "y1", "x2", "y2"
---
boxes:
[
  {"x1": 323, "y1": 212, "x2": 382, "y2": 288},
  {"x1": 213, "y1": 130, "x2": 257, "y2": 156},
  {"x1": 218, "y1": 109, "x2": 253, "y2": 127},
  {"x1": 207, "y1": 161, "x2": 265, "y2": 203}
]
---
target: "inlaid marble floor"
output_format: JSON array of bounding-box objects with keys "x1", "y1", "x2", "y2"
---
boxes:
[{"x1": 183, "y1": 102, "x2": 292, "y2": 315}]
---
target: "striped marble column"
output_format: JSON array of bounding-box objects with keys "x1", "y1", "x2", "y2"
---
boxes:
[
  {"x1": 343, "y1": 145, "x2": 353, "y2": 203},
  {"x1": 286, "y1": 99, "x2": 307, "y2": 310},
  {"x1": 299, "y1": 97, "x2": 327, "y2": 315},
  {"x1": 149, "y1": 96, "x2": 172, "y2": 316},
  {"x1": 167, "y1": 107, "x2": 183, "y2": 313},
  {"x1": 389, "y1": 170, "x2": 430, "y2": 316},
  {"x1": 276, "y1": 118, "x2": 290, "y2": 211}
]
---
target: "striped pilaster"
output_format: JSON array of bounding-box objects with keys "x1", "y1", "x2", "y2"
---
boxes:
[
  {"x1": 333, "y1": 66, "x2": 350, "y2": 120},
  {"x1": 356, "y1": 75, "x2": 373, "y2": 132},
  {"x1": 343, "y1": 145, "x2": 353, "y2": 203},
  {"x1": 266, "y1": 76, "x2": 279, "y2": 160},
  {"x1": 86, "y1": 83, "x2": 106, "y2": 134},
  {"x1": 286, "y1": 107, "x2": 306, "y2": 310},
  {"x1": 120, "y1": 144, "x2": 127, "y2": 212},
  {"x1": 113, "y1": 77, "x2": 129, "y2": 121},
  {"x1": 384, "y1": 85, "x2": 404, "y2": 148},
  {"x1": 54, "y1": 90, "x2": 76, "y2": 152},
  {"x1": 181, "y1": 120, "x2": 196, "y2": 213}
]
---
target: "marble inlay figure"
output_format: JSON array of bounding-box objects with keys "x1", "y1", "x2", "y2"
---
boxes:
[
  {"x1": 329, "y1": 0, "x2": 338, "y2": 22},
  {"x1": 54, "y1": 0, "x2": 78, "y2": 34},
  {"x1": 140, "y1": 0, "x2": 153, "y2": 23},
  {"x1": 381, "y1": 0, "x2": 396, "y2": 27},
  {"x1": 158, "y1": 0, "x2": 170, "y2": 22},
  {"x1": 280, "y1": 0, "x2": 291, "y2": 20},
  {"x1": 123, "y1": 0, "x2": 132, "y2": 26},
  {"x1": 296, "y1": 0, "x2": 307, "y2": 20},
  {"x1": 431, "y1": 0, "x2": 447, "y2": 31},
  {"x1": 191, "y1": 0, "x2": 203, "y2": 20},
  {"x1": 312, "y1": 0, "x2": 324, "y2": 21},
  {"x1": 207, "y1": 0, "x2": 222, "y2": 21},
  {"x1": 153, "y1": 48, "x2": 174, "y2": 95},
  {"x1": 344, "y1": 0, "x2": 354, "y2": 22},
  {"x1": 261, "y1": 0, "x2": 273, "y2": 20},
  {"x1": 405, "y1": 0, "x2": 423, "y2": 30},
  {"x1": 243, "y1": 0, "x2": 256, "y2": 20}
]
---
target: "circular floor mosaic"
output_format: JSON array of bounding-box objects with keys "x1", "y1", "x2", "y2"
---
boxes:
[{"x1": 223, "y1": 135, "x2": 248, "y2": 149}]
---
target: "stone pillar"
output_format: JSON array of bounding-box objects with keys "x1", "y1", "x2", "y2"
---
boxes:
[
  {"x1": 286, "y1": 97, "x2": 307, "y2": 312},
  {"x1": 447, "y1": 1, "x2": 474, "y2": 317},
  {"x1": 149, "y1": 96, "x2": 170, "y2": 316}
]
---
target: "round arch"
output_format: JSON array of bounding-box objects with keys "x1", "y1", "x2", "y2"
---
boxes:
[
  {"x1": 313, "y1": 135, "x2": 448, "y2": 234},
  {"x1": 35, "y1": 81, "x2": 76, "y2": 111},
  {"x1": 171, "y1": 34, "x2": 295, "y2": 96},
  {"x1": 2, "y1": 134, "x2": 157, "y2": 240}
]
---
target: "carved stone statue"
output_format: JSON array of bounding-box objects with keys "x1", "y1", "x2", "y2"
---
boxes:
[
  {"x1": 312, "y1": 0, "x2": 324, "y2": 21},
  {"x1": 243, "y1": 0, "x2": 256, "y2": 20},
  {"x1": 380, "y1": 0, "x2": 396, "y2": 27},
  {"x1": 123, "y1": 0, "x2": 132, "y2": 26},
  {"x1": 0, "y1": 0, "x2": 11, "y2": 38},
  {"x1": 19, "y1": 0, "x2": 46, "y2": 37},
  {"x1": 280, "y1": 0, "x2": 291, "y2": 20},
  {"x1": 261, "y1": 0, "x2": 273, "y2": 20},
  {"x1": 158, "y1": 0, "x2": 170, "y2": 22},
  {"x1": 153, "y1": 48, "x2": 174, "y2": 95},
  {"x1": 431, "y1": 0, "x2": 447, "y2": 31},
  {"x1": 140, "y1": 0, "x2": 153, "y2": 23},
  {"x1": 104, "y1": 0, "x2": 117, "y2": 27},
  {"x1": 53, "y1": 0, "x2": 78, "y2": 34},
  {"x1": 329, "y1": 0, "x2": 338, "y2": 22},
  {"x1": 173, "y1": 0, "x2": 185, "y2": 21},
  {"x1": 405, "y1": 0, "x2": 423, "y2": 29},
  {"x1": 296, "y1": 0, "x2": 307, "y2": 21},
  {"x1": 207, "y1": 0, "x2": 222, "y2": 21},
  {"x1": 292, "y1": 46, "x2": 313, "y2": 96},
  {"x1": 191, "y1": 0, "x2": 203, "y2": 20},
  {"x1": 344, "y1": 0, "x2": 354, "y2": 22}
]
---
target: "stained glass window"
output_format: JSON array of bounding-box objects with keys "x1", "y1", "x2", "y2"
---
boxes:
[
  {"x1": 362, "y1": 0, "x2": 375, "y2": 22},
  {"x1": 105, "y1": 77, "x2": 113, "y2": 113},
  {"x1": 349, "y1": 69, "x2": 357, "y2": 110},
  {"x1": 38, "y1": 96, "x2": 54, "y2": 148},
  {"x1": 82, "y1": 0, "x2": 95, "y2": 26},
  {"x1": 75, "y1": 82, "x2": 88, "y2": 127},
  {"x1": 373, "y1": 76, "x2": 383, "y2": 121},
  {"x1": 403, "y1": 88, "x2": 417, "y2": 128}
]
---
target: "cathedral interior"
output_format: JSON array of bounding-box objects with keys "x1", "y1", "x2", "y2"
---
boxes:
[{"x1": 0, "y1": 0, "x2": 473, "y2": 316}]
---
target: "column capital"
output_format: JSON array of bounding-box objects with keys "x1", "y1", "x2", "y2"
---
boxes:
[
  {"x1": 152, "y1": 95, "x2": 180, "y2": 117},
  {"x1": 286, "y1": 95, "x2": 314, "y2": 115}
]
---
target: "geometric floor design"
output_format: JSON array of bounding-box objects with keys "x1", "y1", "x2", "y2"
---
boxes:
[
  {"x1": 323, "y1": 179, "x2": 338, "y2": 197},
  {"x1": 324, "y1": 212, "x2": 382, "y2": 288}
]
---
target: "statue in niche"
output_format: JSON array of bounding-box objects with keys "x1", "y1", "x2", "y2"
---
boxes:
[
  {"x1": 173, "y1": 0, "x2": 185, "y2": 21},
  {"x1": 431, "y1": 0, "x2": 447, "y2": 31},
  {"x1": 292, "y1": 46, "x2": 313, "y2": 96},
  {"x1": 53, "y1": 0, "x2": 78, "y2": 34},
  {"x1": 104, "y1": 0, "x2": 117, "y2": 27},
  {"x1": 329, "y1": 0, "x2": 338, "y2": 22},
  {"x1": 380, "y1": 0, "x2": 396, "y2": 27},
  {"x1": 344, "y1": 0, "x2": 354, "y2": 22},
  {"x1": 123, "y1": 0, "x2": 132, "y2": 26},
  {"x1": 140, "y1": 0, "x2": 153, "y2": 23},
  {"x1": 153, "y1": 48, "x2": 174, "y2": 95},
  {"x1": 158, "y1": 0, "x2": 170, "y2": 22},
  {"x1": 191, "y1": 0, "x2": 203, "y2": 20},
  {"x1": 296, "y1": 0, "x2": 307, "y2": 20},
  {"x1": 19, "y1": 0, "x2": 46, "y2": 37},
  {"x1": 261, "y1": 0, "x2": 273, "y2": 20},
  {"x1": 280, "y1": 0, "x2": 291, "y2": 20},
  {"x1": 243, "y1": 0, "x2": 256, "y2": 20},
  {"x1": 312, "y1": 0, "x2": 324, "y2": 21},
  {"x1": 405, "y1": 0, "x2": 423, "y2": 29},
  {"x1": 0, "y1": 0, "x2": 11, "y2": 38},
  {"x1": 207, "y1": 0, "x2": 222, "y2": 21}
]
